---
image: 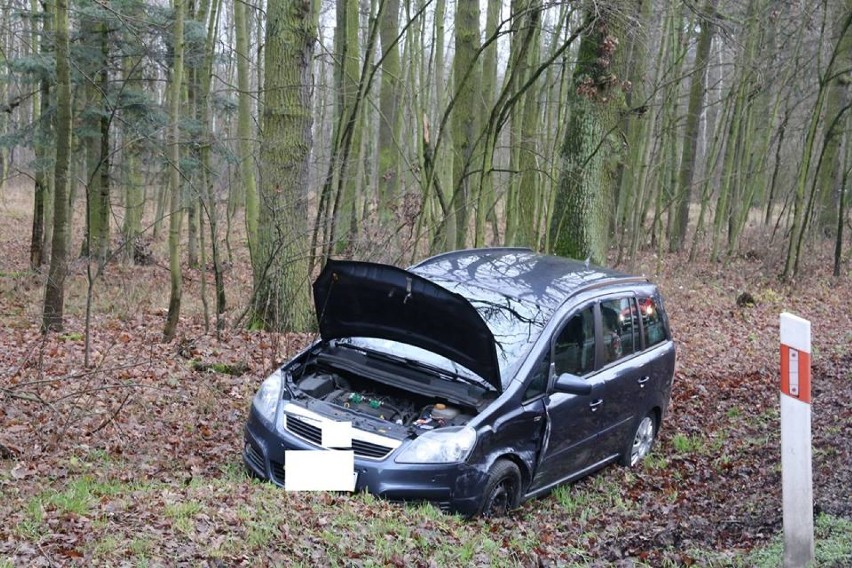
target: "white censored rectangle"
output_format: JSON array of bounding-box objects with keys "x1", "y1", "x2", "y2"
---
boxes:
[
  {"x1": 284, "y1": 450, "x2": 355, "y2": 491},
  {"x1": 322, "y1": 421, "x2": 353, "y2": 448}
]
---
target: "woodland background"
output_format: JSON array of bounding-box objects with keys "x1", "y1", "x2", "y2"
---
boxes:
[
  {"x1": 0, "y1": 0, "x2": 851, "y2": 565},
  {"x1": 0, "y1": 0, "x2": 849, "y2": 336}
]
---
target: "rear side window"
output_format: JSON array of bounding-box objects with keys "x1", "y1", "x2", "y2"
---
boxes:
[
  {"x1": 554, "y1": 306, "x2": 595, "y2": 376},
  {"x1": 600, "y1": 297, "x2": 637, "y2": 365},
  {"x1": 638, "y1": 296, "x2": 666, "y2": 348}
]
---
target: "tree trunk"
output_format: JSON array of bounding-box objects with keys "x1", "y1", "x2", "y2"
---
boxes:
[
  {"x1": 330, "y1": 0, "x2": 362, "y2": 254},
  {"x1": 816, "y1": 0, "x2": 852, "y2": 236},
  {"x1": 377, "y1": 0, "x2": 401, "y2": 211},
  {"x1": 670, "y1": 0, "x2": 716, "y2": 252},
  {"x1": 163, "y1": 0, "x2": 186, "y2": 342},
  {"x1": 448, "y1": 0, "x2": 480, "y2": 250},
  {"x1": 549, "y1": 3, "x2": 626, "y2": 264},
  {"x1": 834, "y1": 120, "x2": 849, "y2": 277},
  {"x1": 514, "y1": 0, "x2": 543, "y2": 249},
  {"x1": 784, "y1": 9, "x2": 852, "y2": 280},
  {"x1": 250, "y1": 0, "x2": 316, "y2": 332},
  {"x1": 42, "y1": 0, "x2": 71, "y2": 332},
  {"x1": 235, "y1": 0, "x2": 258, "y2": 261},
  {"x1": 80, "y1": 11, "x2": 110, "y2": 267},
  {"x1": 613, "y1": 0, "x2": 650, "y2": 259},
  {"x1": 30, "y1": 0, "x2": 52, "y2": 270},
  {"x1": 473, "y1": 0, "x2": 501, "y2": 247}
]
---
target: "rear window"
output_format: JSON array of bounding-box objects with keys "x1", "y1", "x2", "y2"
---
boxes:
[
  {"x1": 638, "y1": 296, "x2": 667, "y2": 348},
  {"x1": 600, "y1": 297, "x2": 637, "y2": 365}
]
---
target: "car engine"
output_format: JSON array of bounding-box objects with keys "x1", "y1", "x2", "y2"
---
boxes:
[{"x1": 293, "y1": 371, "x2": 471, "y2": 428}]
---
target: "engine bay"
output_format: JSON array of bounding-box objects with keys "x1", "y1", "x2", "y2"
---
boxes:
[{"x1": 291, "y1": 367, "x2": 475, "y2": 430}]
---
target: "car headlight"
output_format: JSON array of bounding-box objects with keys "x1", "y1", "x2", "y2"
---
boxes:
[
  {"x1": 252, "y1": 370, "x2": 283, "y2": 423},
  {"x1": 395, "y1": 426, "x2": 477, "y2": 464}
]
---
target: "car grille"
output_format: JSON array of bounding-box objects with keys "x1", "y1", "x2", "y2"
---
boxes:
[
  {"x1": 285, "y1": 414, "x2": 394, "y2": 459},
  {"x1": 285, "y1": 414, "x2": 322, "y2": 444},
  {"x1": 352, "y1": 439, "x2": 393, "y2": 459},
  {"x1": 270, "y1": 459, "x2": 286, "y2": 483}
]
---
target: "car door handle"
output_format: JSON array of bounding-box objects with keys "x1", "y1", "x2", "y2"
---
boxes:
[
  {"x1": 589, "y1": 399, "x2": 604, "y2": 412},
  {"x1": 637, "y1": 376, "x2": 650, "y2": 388}
]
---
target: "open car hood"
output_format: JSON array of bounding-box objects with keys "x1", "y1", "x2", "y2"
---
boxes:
[{"x1": 313, "y1": 260, "x2": 501, "y2": 392}]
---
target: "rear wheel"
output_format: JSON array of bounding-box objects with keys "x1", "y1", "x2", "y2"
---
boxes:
[
  {"x1": 619, "y1": 413, "x2": 656, "y2": 466},
  {"x1": 478, "y1": 460, "x2": 522, "y2": 517}
]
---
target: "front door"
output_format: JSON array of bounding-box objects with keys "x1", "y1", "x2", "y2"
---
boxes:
[{"x1": 529, "y1": 304, "x2": 605, "y2": 491}]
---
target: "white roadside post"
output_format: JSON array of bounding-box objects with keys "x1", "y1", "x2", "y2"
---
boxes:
[{"x1": 779, "y1": 313, "x2": 814, "y2": 568}]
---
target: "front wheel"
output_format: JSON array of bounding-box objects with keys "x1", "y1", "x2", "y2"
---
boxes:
[
  {"x1": 619, "y1": 413, "x2": 657, "y2": 467},
  {"x1": 477, "y1": 459, "x2": 522, "y2": 517}
]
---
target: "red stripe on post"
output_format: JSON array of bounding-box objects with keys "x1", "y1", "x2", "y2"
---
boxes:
[{"x1": 780, "y1": 344, "x2": 811, "y2": 404}]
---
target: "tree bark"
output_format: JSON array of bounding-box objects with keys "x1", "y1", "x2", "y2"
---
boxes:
[
  {"x1": 784, "y1": 9, "x2": 852, "y2": 280},
  {"x1": 163, "y1": 0, "x2": 186, "y2": 342},
  {"x1": 30, "y1": 0, "x2": 52, "y2": 270},
  {"x1": 235, "y1": 0, "x2": 258, "y2": 261},
  {"x1": 448, "y1": 0, "x2": 480, "y2": 249},
  {"x1": 42, "y1": 0, "x2": 71, "y2": 332},
  {"x1": 816, "y1": 0, "x2": 852, "y2": 235},
  {"x1": 250, "y1": 0, "x2": 316, "y2": 332},
  {"x1": 514, "y1": 0, "x2": 543, "y2": 249},
  {"x1": 670, "y1": 0, "x2": 716, "y2": 252},
  {"x1": 378, "y1": 0, "x2": 401, "y2": 210},
  {"x1": 549, "y1": 3, "x2": 626, "y2": 264},
  {"x1": 80, "y1": 11, "x2": 110, "y2": 266}
]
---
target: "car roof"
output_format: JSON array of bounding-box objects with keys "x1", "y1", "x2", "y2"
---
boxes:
[{"x1": 410, "y1": 248, "x2": 647, "y2": 314}]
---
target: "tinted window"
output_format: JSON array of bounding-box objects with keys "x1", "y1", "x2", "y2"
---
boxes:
[
  {"x1": 600, "y1": 297, "x2": 636, "y2": 365},
  {"x1": 638, "y1": 296, "x2": 666, "y2": 348},
  {"x1": 554, "y1": 306, "x2": 595, "y2": 376}
]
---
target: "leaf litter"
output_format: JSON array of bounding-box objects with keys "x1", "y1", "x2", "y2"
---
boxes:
[{"x1": 1, "y1": 218, "x2": 850, "y2": 566}]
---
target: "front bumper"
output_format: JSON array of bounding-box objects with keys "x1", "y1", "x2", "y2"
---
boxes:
[{"x1": 242, "y1": 405, "x2": 488, "y2": 516}]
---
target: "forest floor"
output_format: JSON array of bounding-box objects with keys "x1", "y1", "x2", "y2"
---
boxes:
[{"x1": 0, "y1": 186, "x2": 851, "y2": 566}]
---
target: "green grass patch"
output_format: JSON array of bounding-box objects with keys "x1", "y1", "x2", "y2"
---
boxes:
[
  {"x1": 60, "y1": 332, "x2": 85, "y2": 341},
  {"x1": 692, "y1": 514, "x2": 852, "y2": 567},
  {"x1": 671, "y1": 432, "x2": 707, "y2": 454},
  {"x1": 164, "y1": 500, "x2": 203, "y2": 534},
  {"x1": 128, "y1": 537, "x2": 153, "y2": 562},
  {"x1": 90, "y1": 535, "x2": 121, "y2": 559},
  {"x1": 553, "y1": 475, "x2": 634, "y2": 521},
  {"x1": 643, "y1": 453, "x2": 669, "y2": 470},
  {"x1": 745, "y1": 514, "x2": 852, "y2": 567},
  {"x1": 17, "y1": 497, "x2": 46, "y2": 540}
]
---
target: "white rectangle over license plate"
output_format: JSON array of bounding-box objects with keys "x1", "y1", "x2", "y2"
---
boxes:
[{"x1": 284, "y1": 450, "x2": 356, "y2": 491}]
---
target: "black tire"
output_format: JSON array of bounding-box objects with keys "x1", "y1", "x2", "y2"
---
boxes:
[
  {"x1": 477, "y1": 459, "x2": 522, "y2": 517},
  {"x1": 619, "y1": 412, "x2": 657, "y2": 467}
]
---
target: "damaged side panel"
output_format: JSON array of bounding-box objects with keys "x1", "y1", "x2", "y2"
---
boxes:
[{"x1": 472, "y1": 397, "x2": 548, "y2": 494}]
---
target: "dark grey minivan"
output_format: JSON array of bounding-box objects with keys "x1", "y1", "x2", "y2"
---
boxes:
[{"x1": 243, "y1": 248, "x2": 675, "y2": 516}]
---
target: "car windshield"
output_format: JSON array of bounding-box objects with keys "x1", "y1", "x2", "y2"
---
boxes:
[
  {"x1": 342, "y1": 279, "x2": 548, "y2": 390},
  {"x1": 461, "y1": 287, "x2": 549, "y2": 385}
]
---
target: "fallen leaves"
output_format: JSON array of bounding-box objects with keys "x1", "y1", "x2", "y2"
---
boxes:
[{"x1": 1, "y1": 206, "x2": 851, "y2": 566}]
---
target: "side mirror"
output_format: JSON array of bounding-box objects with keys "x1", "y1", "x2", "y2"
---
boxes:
[{"x1": 552, "y1": 373, "x2": 592, "y2": 395}]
